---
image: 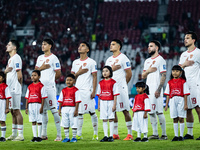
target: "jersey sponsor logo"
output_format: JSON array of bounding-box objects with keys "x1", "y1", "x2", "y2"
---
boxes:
[
  {"x1": 171, "y1": 89, "x2": 181, "y2": 95},
  {"x1": 16, "y1": 63, "x2": 19, "y2": 68},
  {"x1": 126, "y1": 62, "x2": 130, "y2": 67},
  {"x1": 190, "y1": 54, "x2": 193, "y2": 59},
  {"x1": 83, "y1": 63, "x2": 87, "y2": 67},
  {"x1": 46, "y1": 59, "x2": 49, "y2": 63},
  {"x1": 56, "y1": 63, "x2": 60, "y2": 68},
  {"x1": 30, "y1": 94, "x2": 39, "y2": 99},
  {"x1": 63, "y1": 98, "x2": 73, "y2": 103},
  {"x1": 101, "y1": 91, "x2": 111, "y2": 96},
  {"x1": 163, "y1": 64, "x2": 166, "y2": 70}
]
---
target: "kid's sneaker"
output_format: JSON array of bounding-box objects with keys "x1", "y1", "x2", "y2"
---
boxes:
[
  {"x1": 113, "y1": 134, "x2": 120, "y2": 140},
  {"x1": 30, "y1": 137, "x2": 37, "y2": 142},
  {"x1": 6, "y1": 135, "x2": 17, "y2": 140},
  {"x1": 76, "y1": 135, "x2": 83, "y2": 140},
  {"x1": 0, "y1": 137, "x2": 6, "y2": 142},
  {"x1": 92, "y1": 134, "x2": 98, "y2": 140},
  {"x1": 12, "y1": 136, "x2": 24, "y2": 141},
  {"x1": 70, "y1": 138, "x2": 77, "y2": 143},
  {"x1": 62, "y1": 138, "x2": 70, "y2": 142}
]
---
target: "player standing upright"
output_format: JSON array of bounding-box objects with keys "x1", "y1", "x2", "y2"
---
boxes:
[
  {"x1": 105, "y1": 39, "x2": 133, "y2": 140},
  {"x1": 71, "y1": 42, "x2": 98, "y2": 140},
  {"x1": 5, "y1": 40, "x2": 24, "y2": 141},
  {"x1": 35, "y1": 38, "x2": 62, "y2": 141},
  {"x1": 142, "y1": 40, "x2": 167, "y2": 140},
  {"x1": 179, "y1": 31, "x2": 200, "y2": 140}
]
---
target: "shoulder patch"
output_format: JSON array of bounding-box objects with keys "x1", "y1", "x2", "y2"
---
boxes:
[{"x1": 126, "y1": 62, "x2": 130, "y2": 67}]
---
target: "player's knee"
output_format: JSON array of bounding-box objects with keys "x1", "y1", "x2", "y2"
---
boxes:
[{"x1": 179, "y1": 118, "x2": 184, "y2": 123}]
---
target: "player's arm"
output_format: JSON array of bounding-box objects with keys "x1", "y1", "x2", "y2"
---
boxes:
[
  {"x1": 184, "y1": 95, "x2": 188, "y2": 110},
  {"x1": 112, "y1": 63, "x2": 121, "y2": 71},
  {"x1": 180, "y1": 58, "x2": 194, "y2": 69},
  {"x1": 125, "y1": 68, "x2": 132, "y2": 83},
  {"x1": 25, "y1": 99, "x2": 28, "y2": 114},
  {"x1": 165, "y1": 95, "x2": 170, "y2": 111},
  {"x1": 5, "y1": 98, "x2": 9, "y2": 114},
  {"x1": 17, "y1": 70, "x2": 23, "y2": 85},
  {"x1": 58, "y1": 103, "x2": 62, "y2": 116},
  {"x1": 35, "y1": 62, "x2": 51, "y2": 71},
  {"x1": 112, "y1": 95, "x2": 117, "y2": 112},
  {"x1": 98, "y1": 98, "x2": 100, "y2": 111},
  {"x1": 73, "y1": 66, "x2": 88, "y2": 79},
  {"x1": 91, "y1": 72, "x2": 97, "y2": 99},
  {"x1": 74, "y1": 102, "x2": 80, "y2": 117},
  {"x1": 155, "y1": 72, "x2": 166, "y2": 98},
  {"x1": 142, "y1": 67, "x2": 157, "y2": 79},
  {"x1": 55, "y1": 69, "x2": 61, "y2": 80},
  {"x1": 4, "y1": 66, "x2": 13, "y2": 74},
  {"x1": 40, "y1": 99, "x2": 45, "y2": 114}
]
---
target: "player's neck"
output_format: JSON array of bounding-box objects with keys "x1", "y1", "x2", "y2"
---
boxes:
[
  {"x1": 112, "y1": 51, "x2": 121, "y2": 57},
  {"x1": 104, "y1": 77, "x2": 110, "y2": 80},
  {"x1": 9, "y1": 50, "x2": 16, "y2": 57},
  {"x1": 80, "y1": 53, "x2": 88, "y2": 60},
  {"x1": 44, "y1": 50, "x2": 52, "y2": 57},
  {"x1": 187, "y1": 45, "x2": 196, "y2": 52},
  {"x1": 151, "y1": 52, "x2": 159, "y2": 59},
  {"x1": 33, "y1": 81, "x2": 39, "y2": 84}
]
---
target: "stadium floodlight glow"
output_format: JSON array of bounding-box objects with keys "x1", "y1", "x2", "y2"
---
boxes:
[
  {"x1": 32, "y1": 40, "x2": 37, "y2": 46},
  {"x1": 67, "y1": 28, "x2": 70, "y2": 31}
]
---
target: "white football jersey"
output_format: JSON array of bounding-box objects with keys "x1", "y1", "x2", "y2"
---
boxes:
[
  {"x1": 71, "y1": 57, "x2": 97, "y2": 90},
  {"x1": 143, "y1": 55, "x2": 166, "y2": 94},
  {"x1": 179, "y1": 47, "x2": 200, "y2": 85},
  {"x1": 35, "y1": 53, "x2": 61, "y2": 89},
  {"x1": 105, "y1": 53, "x2": 131, "y2": 86},
  {"x1": 6, "y1": 54, "x2": 22, "y2": 94}
]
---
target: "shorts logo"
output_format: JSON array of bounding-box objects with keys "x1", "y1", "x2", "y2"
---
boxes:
[
  {"x1": 163, "y1": 65, "x2": 166, "y2": 70},
  {"x1": 16, "y1": 63, "x2": 19, "y2": 68},
  {"x1": 56, "y1": 63, "x2": 60, "y2": 68},
  {"x1": 190, "y1": 54, "x2": 193, "y2": 59},
  {"x1": 126, "y1": 62, "x2": 130, "y2": 67},
  {"x1": 83, "y1": 63, "x2": 87, "y2": 67},
  {"x1": 46, "y1": 59, "x2": 49, "y2": 63}
]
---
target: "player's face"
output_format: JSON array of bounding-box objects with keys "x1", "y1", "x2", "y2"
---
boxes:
[
  {"x1": 136, "y1": 87, "x2": 144, "y2": 94},
  {"x1": 31, "y1": 72, "x2": 40, "y2": 83},
  {"x1": 66, "y1": 77, "x2": 75, "y2": 87},
  {"x1": 78, "y1": 43, "x2": 89, "y2": 54},
  {"x1": 42, "y1": 41, "x2": 52, "y2": 52},
  {"x1": 184, "y1": 34, "x2": 195, "y2": 47},
  {"x1": 6, "y1": 42, "x2": 15, "y2": 52},
  {"x1": 172, "y1": 70, "x2": 181, "y2": 79},
  {"x1": 102, "y1": 68, "x2": 110, "y2": 79},
  {"x1": 110, "y1": 41, "x2": 120, "y2": 52},
  {"x1": 148, "y1": 42, "x2": 157, "y2": 55}
]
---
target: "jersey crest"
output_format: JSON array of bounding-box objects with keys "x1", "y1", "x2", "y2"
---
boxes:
[
  {"x1": 83, "y1": 63, "x2": 87, "y2": 67},
  {"x1": 190, "y1": 54, "x2": 193, "y2": 59},
  {"x1": 46, "y1": 59, "x2": 49, "y2": 63}
]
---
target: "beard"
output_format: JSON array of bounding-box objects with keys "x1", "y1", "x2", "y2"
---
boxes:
[
  {"x1": 149, "y1": 50, "x2": 156, "y2": 56},
  {"x1": 185, "y1": 43, "x2": 192, "y2": 48}
]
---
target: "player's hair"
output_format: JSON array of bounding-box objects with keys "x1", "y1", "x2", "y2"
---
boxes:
[
  {"x1": 43, "y1": 38, "x2": 54, "y2": 48},
  {"x1": 150, "y1": 40, "x2": 161, "y2": 51},
  {"x1": 81, "y1": 41, "x2": 91, "y2": 51},
  {"x1": 0, "y1": 71, "x2": 6, "y2": 83},
  {"x1": 101, "y1": 65, "x2": 113, "y2": 78},
  {"x1": 170, "y1": 65, "x2": 186, "y2": 80},
  {"x1": 112, "y1": 39, "x2": 123, "y2": 50},
  {"x1": 135, "y1": 82, "x2": 149, "y2": 95},
  {"x1": 32, "y1": 70, "x2": 41, "y2": 77},
  {"x1": 10, "y1": 39, "x2": 20, "y2": 51},
  {"x1": 66, "y1": 73, "x2": 75, "y2": 79},
  {"x1": 186, "y1": 31, "x2": 198, "y2": 44}
]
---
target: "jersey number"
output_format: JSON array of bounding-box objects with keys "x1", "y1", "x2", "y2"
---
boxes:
[
  {"x1": 119, "y1": 102, "x2": 123, "y2": 108},
  {"x1": 9, "y1": 101, "x2": 11, "y2": 107},
  {"x1": 152, "y1": 104, "x2": 156, "y2": 110},
  {"x1": 49, "y1": 100, "x2": 52, "y2": 106},
  {"x1": 191, "y1": 98, "x2": 197, "y2": 104},
  {"x1": 84, "y1": 104, "x2": 87, "y2": 110}
]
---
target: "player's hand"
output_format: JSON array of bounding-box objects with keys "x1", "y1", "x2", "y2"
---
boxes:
[
  {"x1": 40, "y1": 62, "x2": 51, "y2": 71},
  {"x1": 90, "y1": 91, "x2": 96, "y2": 99},
  {"x1": 146, "y1": 66, "x2": 157, "y2": 74},
  {"x1": 184, "y1": 105, "x2": 188, "y2": 110},
  {"x1": 183, "y1": 58, "x2": 194, "y2": 67},
  {"x1": 155, "y1": 90, "x2": 160, "y2": 98},
  {"x1": 112, "y1": 105, "x2": 116, "y2": 112},
  {"x1": 98, "y1": 106, "x2": 100, "y2": 112},
  {"x1": 5, "y1": 108, "x2": 9, "y2": 114},
  {"x1": 76, "y1": 66, "x2": 88, "y2": 77},
  {"x1": 74, "y1": 110, "x2": 78, "y2": 117},
  {"x1": 40, "y1": 107, "x2": 43, "y2": 114},
  {"x1": 4, "y1": 66, "x2": 13, "y2": 74},
  {"x1": 165, "y1": 106, "x2": 168, "y2": 111},
  {"x1": 25, "y1": 109, "x2": 28, "y2": 114},
  {"x1": 143, "y1": 113, "x2": 147, "y2": 118},
  {"x1": 112, "y1": 63, "x2": 121, "y2": 71}
]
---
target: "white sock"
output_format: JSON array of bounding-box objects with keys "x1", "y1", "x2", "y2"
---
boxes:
[
  {"x1": 186, "y1": 122, "x2": 193, "y2": 136},
  {"x1": 180, "y1": 123, "x2": 185, "y2": 137},
  {"x1": 173, "y1": 123, "x2": 178, "y2": 137},
  {"x1": 109, "y1": 121, "x2": 114, "y2": 137},
  {"x1": 150, "y1": 114, "x2": 158, "y2": 135},
  {"x1": 144, "y1": 133, "x2": 147, "y2": 138},
  {"x1": 113, "y1": 122, "x2": 118, "y2": 135},
  {"x1": 126, "y1": 121, "x2": 132, "y2": 135},
  {"x1": 52, "y1": 108, "x2": 61, "y2": 137},
  {"x1": 12, "y1": 124, "x2": 17, "y2": 136},
  {"x1": 38, "y1": 125, "x2": 42, "y2": 138},
  {"x1": 137, "y1": 132, "x2": 141, "y2": 138},
  {"x1": 1, "y1": 126, "x2": 6, "y2": 138},
  {"x1": 32, "y1": 125, "x2": 37, "y2": 137},
  {"x1": 77, "y1": 115, "x2": 83, "y2": 136},
  {"x1": 158, "y1": 114, "x2": 166, "y2": 136},
  {"x1": 42, "y1": 110, "x2": 48, "y2": 137},
  {"x1": 91, "y1": 114, "x2": 98, "y2": 135},
  {"x1": 18, "y1": 125, "x2": 23, "y2": 137},
  {"x1": 72, "y1": 129, "x2": 77, "y2": 138},
  {"x1": 103, "y1": 122, "x2": 108, "y2": 137},
  {"x1": 64, "y1": 129, "x2": 69, "y2": 139}
]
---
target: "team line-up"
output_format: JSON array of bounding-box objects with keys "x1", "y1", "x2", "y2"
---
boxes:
[{"x1": 0, "y1": 31, "x2": 200, "y2": 143}]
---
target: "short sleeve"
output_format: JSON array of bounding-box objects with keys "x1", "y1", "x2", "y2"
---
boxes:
[
  {"x1": 25, "y1": 88, "x2": 29, "y2": 99},
  {"x1": 121, "y1": 55, "x2": 131, "y2": 70},
  {"x1": 113, "y1": 83, "x2": 120, "y2": 96},
  {"x1": 143, "y1": 60, "x2": 148, "y2": 71},
  {"x1": 53, "y1": 56, "x2": 61, "y2": 71},
  {"x1": 183, "y1": 82, "x2": 190, "y2": 95},
  {"x1": 75, "y1": 90, "x2": 81, "y2": 103},
  {"x1": 179, "y1": 53, "x2": 185, "y2": 65},
  {"x1": 35, "y1": 57, "x2": 40, "y2": 68},
  {"x1": 96, "y1": 84, "x2": 101, "y2": 96},
  {"x1": 144, "y1": 98, "x2": 151, "y2": 111},
  {"x1": 5, "y1": 87, "x2": 12, "y2": 99},
  {"x1": 159, "y1": 58, "x2": 166, "y2": 73},
  {"x1": 164, "y1": 83, "x2": 170, "y2": 96},
  {"x1": 71, "y1": 61, "x2": 75, "y2": 73},
  {"x1": 14, "y1": 56, "x2": 22, "y2": 71},
  {"x1": 41, "y1": 87, "x2": 48, "y2": 99},
  {"x1": 58, "y1": 91, "x2": 63, "y2": 103},
  {"x1": 91, "y1": 60, "x2": 97, "y2": 73}
]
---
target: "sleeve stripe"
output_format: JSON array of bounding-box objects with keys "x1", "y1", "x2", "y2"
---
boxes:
[
  {"x1": 71, "y1": 71, "x2": 75, "y2": 73},
  {"x1": 6, "y1": 97, "x2": 12, "y2": 99},
  {"x1": 16, "y1": 69, "x2": 21, "y2": 71},
  {"x1": 54, "y1": 69, "x2": 61, "y2": 71},
  {"x1": 25, "y1": 97, "x2": 28, "y2": 99},
  {"x1": 160, "y1": 71, "x2": 166, "y2": 73},
  {"x1": 164, "y1": 93, "x2": 169, "y2": 95},
  {"x1": 114, "y1": 93, "x2": 120, "y2": 96},
  {"x1": 42, "y1": 96, "x2": 48, "y2": 99},
  {"x1": 76, "y1": 101, "x2": 81, "y2": 103},
  {"x1": 124, "y1": 67, "x2": 131, "y2": 70},
  {"x1": 35, "y1": 66, "x2": 39, "y2": 68},
  {"x1": 184, "y1": 93, "x2": 190, "y2": 95},
  {"x1": 92, "y1": 71, "x2": 97, "y2": 73},
  {"x1": 145, "y1": 109, "x2": 151, "y2": 111}
]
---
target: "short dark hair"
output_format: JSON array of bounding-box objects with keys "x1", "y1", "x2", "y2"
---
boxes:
[
  {"x1": 112, "y1": 39, "x2": 122, "y2": 50},
  {"x1": 43, "y1": 38, "x2": 54, "y2": 48},
  {"x1": 170, "y1": 65, "x2": 186, "y2": 80},
  {"x1": 135, "y1": 81, "x2": 149, "y2": 95},
  {"x1": 101, "y1": 66, "x2": 113, "y2": 78},
  {"x1": 186, "y1": 31, "x2": 198, "y2": 44},
  {"x1": 66, "y1": 74, "x2": 75, "y2": 79},
  {"x1": 81, "y1": 41, "x2": 91, "y2": 51},
  {"x1": 0, "y1": 71, "x2": 6, "y2": 83},
  {"x1": 10, "y1": 39, "x2": 20, "y2": 50},
  {"x1": 150, "y1": 40, "x2": 161, "y2": 51},
  {"x1": 32, "y1": 70, "x2": 41, "y2": 76}
]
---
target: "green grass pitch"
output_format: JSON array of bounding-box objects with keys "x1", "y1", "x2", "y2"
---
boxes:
[{"x1": 1, "y1": 109, "x2": 200, "y2": 150}]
